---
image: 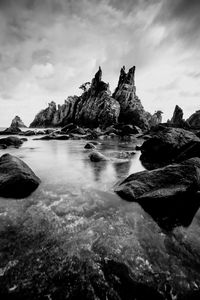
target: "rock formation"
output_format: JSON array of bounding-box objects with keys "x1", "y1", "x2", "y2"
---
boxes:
[
  {"x1": 11, "y1": 116, "x2": 27, "y2": 128},
  {"x1": 113, "y1": 66, "x2": 151, "y2": 130},
  {"x1": 187, "y1": 110, "x2": 200, "y2": 129},
  {"x1": 30, "y1": 101, "x2": 57, "y2": 127},
  {"x1": 171, "y1": 105, "x2": 183, "y2": 126},
  {"x1": 29, "y1": 68, "x2": 120, "y2": 129},
  {"x1": 75, "y1": 67, "x2": 120, "y2": 128},
  {"x1": 149, "y1": 110, "x2": 163, "y2": 128}
]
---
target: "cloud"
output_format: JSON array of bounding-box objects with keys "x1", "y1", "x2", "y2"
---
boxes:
[{"x1": 0, "y1": 0, "x2": 199, "y2": 126}]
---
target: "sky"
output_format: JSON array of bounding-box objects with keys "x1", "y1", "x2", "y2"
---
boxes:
[{"x1": 0, "y1": 0, "x2": 200, "y2": 126}]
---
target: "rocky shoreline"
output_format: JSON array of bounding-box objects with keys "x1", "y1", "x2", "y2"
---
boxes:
[{"x1": 1, "y1": 66, "x2": 200, "y2": 299}]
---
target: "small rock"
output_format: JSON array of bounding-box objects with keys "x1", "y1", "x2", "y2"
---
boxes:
[
  {"x1": 84, "y1": 142, "x2": 96, "y2": 149},
  {"x1": 89, "y1": 151, "x2": 108, "y2": 162}
]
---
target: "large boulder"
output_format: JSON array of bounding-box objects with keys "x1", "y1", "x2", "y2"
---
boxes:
[
  {"x1": 115, "y1": 157, "x2": 200, "y2": 202},
  {"x1": 0, "y1": 154, "x2": 40, "y2": 198},
  {"x1": 113, "y1": 66, "x2": 151, "y2": 130},
  {"x1": 187, "y1": 110, "x2": 200, "y2": 129},
  {"x1": 140, "y1": 127, "x2": 200, "y2": 165},
  {"x1": 11, "y1": 115, "x2": 27, "y2": 128},
  {"x1": 115, "y1": 157, "x2": 200, "y2": 229},
  {"x1": 0, "y1": 136, "x2": 24, "y2": 147}
]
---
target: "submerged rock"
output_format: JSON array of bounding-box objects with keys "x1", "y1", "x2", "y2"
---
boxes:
[
  {"x1": 0, "y1": 153, "x2": 40, "y2": 198},
  {"x1": 89, "y1": 151, "x2": 108, "y2": 162},
  {"x1": 84, "y1": 142, "x2": 96, "y2": 149},
  {"x1": 11, "y1": 116, "x2": 27, "y2": 128}
]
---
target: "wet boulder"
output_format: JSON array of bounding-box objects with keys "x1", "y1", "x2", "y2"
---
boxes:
[
  {"x1": 0, "y1": 153, "x2": 41, "y2": 198},
  {"x1": 115, "y1": 157, "x2": 200, "y2": 202},
  {"x1": 89, "y1": 151, "x2": 108, "y2": 162},
  {"x1": 140, "y1": 127, "x2": 200, "y2": 165},
  {"x1": 0, "y1": 136, "x2": 24, "y2": 147},
  {"x1": 84, "y1": 142, "x2": 96, "y2": 149},
  {"x1": 115, "y1": 157, "x2": 200, "y2": 230}
]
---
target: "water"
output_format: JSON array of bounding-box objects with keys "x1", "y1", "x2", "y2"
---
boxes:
[{"x1": 0, "y1": 135, "x2": 145, "y2": 201}]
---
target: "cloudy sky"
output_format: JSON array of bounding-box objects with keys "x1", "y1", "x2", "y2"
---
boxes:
[{"x1": 0, "y1": 0, "x2": 200, "y2": 126}]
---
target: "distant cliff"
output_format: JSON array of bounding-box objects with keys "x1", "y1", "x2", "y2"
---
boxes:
[{"x1": 30, "y1": 66, "x2": 154, "y2": 129}]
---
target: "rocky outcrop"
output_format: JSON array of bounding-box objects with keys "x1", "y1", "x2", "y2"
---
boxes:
[
  {"x1": 0, "y1": 153, "x2": 40, "y2": 198},
  {"x1": 75, "y1": 67, "x2": 120, "y2": 128},
  {"x1": 168, "y1": 105, "x2": 190, "y2": 129},
  {"x1": 29, "y1": 68, "x2": 120, "y2": 129},
  {"x1": 171, "y1": 105, "x2": 183, "y2": 126},
  {"x1": 140, "y1": 127, "x2": 200, "y2": 166},
  {"x1": 113, "y1": 66, "x2": 151, "y2": 130},
  {"x1": 11, "y1": 116, "x2": 27, "y2": 128},
  {"x1": 187, "y1": 110, "x2": 200, "y2": 129},
  {"x1": 0, "y1": 136, "x2": 24, "y2": 147},
  {"x1": 29, "y1": 66, "x2": 153, "y2": 130},
  {"x1": 30, "y1": 101, "x2": 57, "y2": 127}
]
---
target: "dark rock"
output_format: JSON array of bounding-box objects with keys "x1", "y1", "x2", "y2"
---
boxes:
[
  {"x1": 187, "y1": 110, "x2": 200, "y2": 129},
  {"x1": 115, "y1": 157, "x2": 200, "y2": 230},
  {"x1": 30, "y1": 101, "x2": 57, "y2": 127},
  {"x1": 0, "y1": 153, "x2": 40, "y2": 198},
  {"x1": 11, "y1": 116, "x2": 27, "y2": 128},
  {"x1": 69, "y1": 127, "x2": 86, "y2": 135},
  {"x1": 171, "y1": 105, "x2": 183, "y2": 126},
  {"x1": 0, "y1": 136, "x2": 24, "y2": 147},
  {"x1": 168, "y1": 105, "x2": 190, "y2": 129},
  {"x1": 75, "y1": 67, "x2": 120, "y2": 128},
  {"x1": 3, "y1": 126, "x2": 21, "y2": 134},
  {"x1": 140, "y1": 127, "x2": 200, "y2": 165},
  {"x1": 34, "y1": 134, "x2": 69, "y2": 141},
  {"x1": 21, "y1": 130, "x2": 36, "y2": 136},
  {"x1": 61, "y1": 123, "x2": 77, "y2": 133},
  {"x1": 120, "y1": 124, "x2": 140, "y2": 135},
  {"x1": 29, "y1": 68, "x2": 120, "y2": 129},
  {"x1": 84, "y1": 142, "x2": 96, "y2": 149},
  {"x1": 89, "y1": 151, "x2": 108, "y2": 162},
  {"x1": 0, "y1": 144, "x2": 7, "y2": 149},
  {"x1": 20, "y1": 138, "x2": 28, "y2": 142},
  {"x1": 113, "y1": 66, "x2": 151, "y2": 130}
]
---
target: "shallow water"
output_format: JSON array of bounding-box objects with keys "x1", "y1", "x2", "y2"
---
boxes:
[
  {"x1": 1, "y1": 135, "x2": 200, "y2": 299},
  {"x1": 0, "y1": 136, "x2": 145, "y2": 201}
]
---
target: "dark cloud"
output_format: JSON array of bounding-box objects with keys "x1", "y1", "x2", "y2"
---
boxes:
[{"x1": 155, "y1": 0, "x2": 200, "y2": 45}]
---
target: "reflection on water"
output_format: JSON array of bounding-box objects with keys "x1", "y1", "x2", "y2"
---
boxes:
[{"x1": 0, "y1": 136, "x2": 145, "y2": 198}]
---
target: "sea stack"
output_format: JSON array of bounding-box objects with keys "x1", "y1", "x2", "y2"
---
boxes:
[{"x1": 11, "y1": 116, "x2": 27, "y2": 128}]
